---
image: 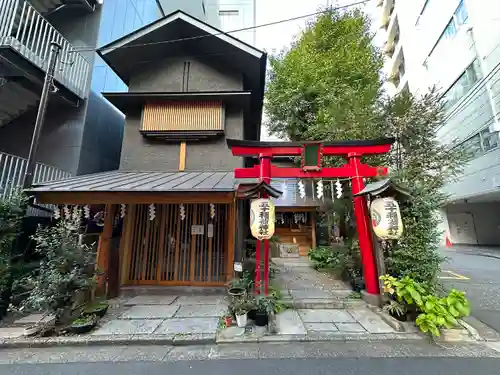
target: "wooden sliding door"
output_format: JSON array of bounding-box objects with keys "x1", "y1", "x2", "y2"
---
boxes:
[{"x1": 124, "y1": 203, "x2": 231, "y2": 286}]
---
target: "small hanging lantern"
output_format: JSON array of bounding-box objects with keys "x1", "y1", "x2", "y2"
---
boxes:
[
  {"x1": 370, "y1": 197, "x2": 404, "y2": 240},
  {"x1": 209, "y1": 203, "x2": 216, "y2": 219},
  {"x1": 148, "y1": 204, "x2": 156, "y2": 221},
  {"x1": 179, "y1": 203, "x2": 186, "y2": 221},
  {"x1": 83, "y1": 205, "x2": 90, "y2": 219},
  {"x1": 120, "y1": 204, "x2": 126, "y2": 218}
]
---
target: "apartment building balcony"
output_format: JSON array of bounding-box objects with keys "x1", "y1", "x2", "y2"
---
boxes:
[
  {"x1": 379, "y1": 0, "x2": 394, "y2": 28},
  {"x1": 385, "y1": 41, "x2": 403, "y2": 80},
  {"x1": 383, "y1": 13, "x2": 398, "y2": 55},
  {"x1": 0, "y1": 0, "x2": 91, "y2": 104},
  {"x1": 0, "y1": 150, "x2": 70, "y2": 200}
]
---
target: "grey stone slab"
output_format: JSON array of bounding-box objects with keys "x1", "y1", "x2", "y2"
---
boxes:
[
  {"x1": 154, "y1": 317, "x2": 219, "y2": 335},
  {"x1": 120, "y1": 305, "x2": 180, "y2": 319},
  {"x1": 348, "y1": 308, "x2": 397, "y2": 333},
  {"x1": 91, "y1": 319, "x2": 163, "y2": 335},
  {"x1": 124, "y1": 295, "x2": 178, "y2": 306},
  {"x1": 174, "y1": 304, "x2": 227, "y2": 318},
  {"x1": 163, "y1": 345, "x2": 213, "y2": 361},
  {"x1": 175, "y1": 295, "x2": 227, "y2": 305},
  {"x1": 0, "y1": 327, "x2": 25, "y2": 339},
  {"x1": 298, "y1": 309, "x2": 356, "y2": 323},
  {"x1": 289, "y1": 289, "x2": 333, "y2": 299},
  {"x1": 115, "y1": 345, "x2": 173, "y2": 362},
  {"x1": 13, "y1": 314, "x2": 55, "y2": 326},
  {"x1": 275, "y1": 310, "x2": 307, "y2": 335},
  {"x1": 218, "y1": 326, "x2": 246, "y2": 339},
  {"x1": 305, "y1": 322, "x2": 339, "y2": 332},
  {"x1": 336, "y1": 322, "x2": 367, "y2": 333}
]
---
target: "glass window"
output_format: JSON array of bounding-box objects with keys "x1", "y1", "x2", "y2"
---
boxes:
[
  {"x1": 455, "y1": 0, "x2": 468, "y2": 25},
  {"x1": 443, "y1": 60, "x2": 482, "y2": 110},
  {"x1": 442, "y1": 19, "x2": 458, "y2": 40},
  {"x1": 480, "y1": 128, "x2": 498, "y2": 151},
  {"x1": 461, "y1": 134, "x2": 482, "y2": 158}
]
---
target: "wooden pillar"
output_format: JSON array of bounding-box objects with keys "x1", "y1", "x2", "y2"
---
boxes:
[
  {"x1": 225, "y1": 199, "x2": 236, "y2": 281},
  {"x1": 311, "y1": 210, "x2": 317, "y2": 250},
  {"x1": 96, "y1": 204, "x2": 116, "y2": 296},
  {"x1": 119, "y1": 204, "x2": 135, "y2": 286}
]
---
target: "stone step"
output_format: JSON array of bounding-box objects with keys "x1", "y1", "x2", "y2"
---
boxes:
[{"x1": 280, "y1": 298, "x2": 366, "y2": 309}]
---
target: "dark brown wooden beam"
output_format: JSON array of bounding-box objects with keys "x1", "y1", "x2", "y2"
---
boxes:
[{"x1": 35, "y1": 191, "x2": 235, "y2": 205}]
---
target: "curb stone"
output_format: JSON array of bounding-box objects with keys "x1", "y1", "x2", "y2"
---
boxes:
[
  {"x1": 0, "y1": 332, "x2": 217, "y2": 349},
  {"x1": 366, "y1": 305, "x2": 405, "y2": 332}
]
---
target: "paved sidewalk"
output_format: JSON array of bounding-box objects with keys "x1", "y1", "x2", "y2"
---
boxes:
[
  {"x1": 0, "y1": 294, "x2": 227, "y2": 348},
  {"x1": 217, "y1": 258, "x2": 422, "y2": 343}
]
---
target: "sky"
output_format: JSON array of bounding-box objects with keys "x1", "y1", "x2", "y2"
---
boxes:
[{"x1": 253, "y1": 0, "x2": 371, "y2": 141}]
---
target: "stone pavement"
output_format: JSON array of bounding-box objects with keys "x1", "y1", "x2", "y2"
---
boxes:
[
  {"x1": 0, "y1": 293, "x2": 228, "y2": 348},
  {"x1": 217, "y1": 258, "x2": 422, "y2": 343}
]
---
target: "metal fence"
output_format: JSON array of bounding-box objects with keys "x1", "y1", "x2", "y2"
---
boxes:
[
  {"x1": 0, "y1": 151, "x2": 71, "y2": 215},
  {"x1": 0, "y1": 0, "x2": 90, "y2": 99}
]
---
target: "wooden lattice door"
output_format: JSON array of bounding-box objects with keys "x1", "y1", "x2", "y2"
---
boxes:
[{"x1": 125, "y1": 203, "x2": 229, "y2": 285}]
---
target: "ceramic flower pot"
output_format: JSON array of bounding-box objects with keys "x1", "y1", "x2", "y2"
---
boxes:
[{"x1": 235, "y1": 313, "x2": 248, "y2": 328}]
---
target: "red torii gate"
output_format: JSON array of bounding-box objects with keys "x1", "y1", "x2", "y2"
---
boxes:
[{"x1": 227, "y1": 138, "x2": 395, "y2": 301}]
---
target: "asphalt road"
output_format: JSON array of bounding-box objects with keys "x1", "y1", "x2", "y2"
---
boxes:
[
  {"x1": 439, "y1": 246, "x2": 500, "y2": 332},
  {"x1": 2, "y1": 357, "x2": 500, "y2": 375}
]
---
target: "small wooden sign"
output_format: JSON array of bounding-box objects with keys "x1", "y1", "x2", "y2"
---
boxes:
[
  {"x1": 191, "y1": 225, "x2": 204, "y2": 235},
  {"x1": 207, "y1": 224, "x2": 214, "y2": 238}
]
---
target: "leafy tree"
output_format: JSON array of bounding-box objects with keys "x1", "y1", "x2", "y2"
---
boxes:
[
  {"x1": 379, "y1": 89, "x2": 468, "y2": 284},
  {"x1": 265, "y1": 8, "x2": 383, "y2": 144},
  {"x1": 0, "y1": 192, "x2": 26, "y2": 316},
  {"x1": 264, "y1": 9, "x2": 468, "y2": 285},
  {"x1": 18, "y1": 217, "x2": 97, "y2": 322}
]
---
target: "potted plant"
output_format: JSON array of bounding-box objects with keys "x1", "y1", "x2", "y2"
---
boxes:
[
  {"x1": 223, "y1": 314, "x2": 233, "y2": 327},
  {"x1": 70, "y1": 314, "x2": 97, "y2": 334},
  {"x1": 254, "y1": 296, "x2": 275, "y2": 327},
  {"x1": 232, "y1": 297, "x2": 250, "y2": 328},
  {"x1": 227, "y1": 278, "x2": 248, "y2": 298},
  {"x1": 83, "y1": 301, "x2": 109, "y2": 318}
]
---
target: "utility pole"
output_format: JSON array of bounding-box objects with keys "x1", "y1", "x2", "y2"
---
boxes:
[{"x1": 23, "y1": 42, "x2": 62, "y2": 189}]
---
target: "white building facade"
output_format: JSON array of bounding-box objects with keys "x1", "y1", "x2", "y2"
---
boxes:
[
  {"x1": 159, "y1": 0, "x2": 257, "y2": 46},
  {"x1": 373, "y1": 0, "x2": 500, "y2": 245}
]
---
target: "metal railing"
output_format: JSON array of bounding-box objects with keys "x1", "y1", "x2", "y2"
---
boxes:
[
  {"x1": 0, "y1": 0, "x2": 90, "y2": 99},
  {"x1": 0, "y1": 151, "x2": 71, "y2": 201}
]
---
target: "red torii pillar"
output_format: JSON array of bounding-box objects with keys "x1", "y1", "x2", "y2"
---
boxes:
[{"x1": 227, "y1": 138, "x2": 395, "y2": 300}]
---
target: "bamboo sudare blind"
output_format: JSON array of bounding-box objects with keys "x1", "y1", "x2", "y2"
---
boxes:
[{"x1": 141, "y1": 101, "x2": 224, "y2": 131}]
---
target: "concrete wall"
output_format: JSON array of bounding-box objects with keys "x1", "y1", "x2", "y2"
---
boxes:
[
  {"x1": 445, "y1": 201, "x2": 500, "y2": 245},
  {"x1": 120, "y1": 55, "x2": 245, "y2": 171},
  {"x1": 120, "y1": 107, "x2": 244, "y2": 171},
  {"x1": 0, "y1": 5, "x2": 121, "y2": 176},
  {"x1": 128, "y1": 56, "x2": 243, "y2": 92}
]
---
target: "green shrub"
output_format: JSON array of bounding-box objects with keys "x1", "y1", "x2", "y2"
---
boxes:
[{"x1": 380, "y1": 274, "x2": 470, "y2": 336}]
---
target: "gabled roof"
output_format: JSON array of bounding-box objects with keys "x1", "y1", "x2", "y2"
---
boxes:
[{"x1": 97, "y1": 10, "x2": 267, "y2": 140}]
